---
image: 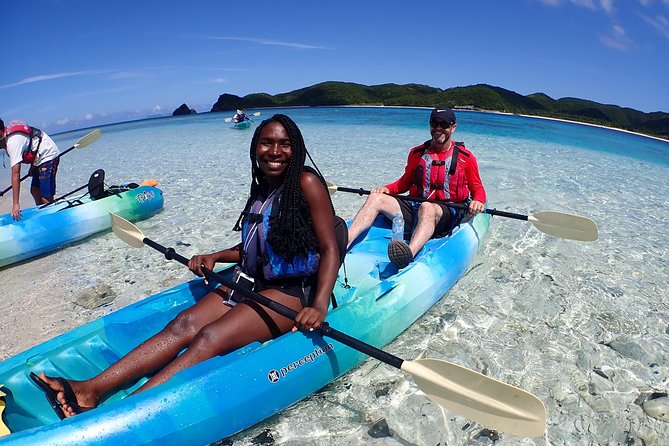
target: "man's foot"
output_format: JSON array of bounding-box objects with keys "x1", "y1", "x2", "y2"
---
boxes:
[
  {"x1": 388, "y1": 239, "x2": 413, "y2": 269},
  {"x1": 33, "y1": 372, "x2": 97, "y2": 418}
]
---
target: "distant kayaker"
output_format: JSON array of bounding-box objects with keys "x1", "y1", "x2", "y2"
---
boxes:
[
  {"x1": 0, "y1": 118, "x2": 61, "y2": 221},
  {"x1": 233, "y1": 109, "x2": 249, "y2": 123},
  {"x1": 347, "y1": 106, "x2": 487, "y2": 268},
  {"x1": 33, "y1": 114, "x2": 345, "y2": 418}
]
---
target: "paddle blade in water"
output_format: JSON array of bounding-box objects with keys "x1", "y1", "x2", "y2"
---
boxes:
[
  {"x1": 401, "y1": 359, "x2": 547, "y2": 437},
  {"x1": 529, "y1": 211, "x2": 598, "y2": 241},
  {"x1": 110, "y1": 213, "x2": 146, "y2": 248}
]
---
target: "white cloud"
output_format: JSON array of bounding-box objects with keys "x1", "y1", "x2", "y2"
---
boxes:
[
  {"x1": 599, "y1": 24, "x2": 633, "y2": 49},
  {"x1": 535, "y1": 0, "x2": 614, "y2": 13},
  {"x1": 639, "y1": 13, "x2": 669, "y2": 38},
  {"x1": 570, "y1": 0, "x2": 597, "y2": 9},
  {"x1": 152, "y1": 105, "x2": 162, "y2": 113},
  {"x1": 599, "y1": 0, "x2": 614, "y2": 13},
  {"x1": 85, "y1": 114, "x2": 93, "y2": 120},
  {"x1": 56, "y1": 117, "x2": 70, "y2": 126},
  {"x1": 0, "y1": 71, "x2": 97, "y2": 90},
  {"x1": 204, "y1": 36, "x2": 328, "y2": 50}
]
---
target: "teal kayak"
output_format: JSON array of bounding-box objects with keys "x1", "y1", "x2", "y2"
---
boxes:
[
  {"x1": 233, "y1": 120, "x2": 252, "y2": 130},
  {"x1": 0, "y1": 184, "x2": 164, "y2": 268},
  {"x1": 0, "y1": 212, "x2": 490, "y2": 445}
]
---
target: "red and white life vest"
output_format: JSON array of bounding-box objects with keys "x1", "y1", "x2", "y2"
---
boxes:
[
  {"x1": 410, "y1": 141, "x2": 465, "y2": 201},
  {"x1": 5, "y1": 122, "x2": 43, "y2": 164}
]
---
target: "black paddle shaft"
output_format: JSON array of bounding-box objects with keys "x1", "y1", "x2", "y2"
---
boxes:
[
  {"x1": 337, "y1": 186, "x2": 530, "y2": 222},
  {"x1": 143, "y1": 237, "x2": 405, "y2": 370},
  {"x1": 0, "y1": 145, "x2": 78, "y2": 197}
]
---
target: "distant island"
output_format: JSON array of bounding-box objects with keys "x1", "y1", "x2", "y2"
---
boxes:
[{"x1": 206, "y1": 81, "x2": 669, "y2": 140}]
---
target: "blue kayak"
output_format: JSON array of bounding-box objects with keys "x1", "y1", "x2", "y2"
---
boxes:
[
  {"x1": 0, "y1": 184, "x2": 164, "y2": 268},
  {"x1": 232, "y1": 120, "x2": 252, "y2": 130},
  {"x1": 0, "y1": 213, "x2": 490, "y2": 445}
]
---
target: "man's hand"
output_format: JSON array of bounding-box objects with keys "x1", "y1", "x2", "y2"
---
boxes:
[
  {"x1": 11, "y1": 203, "x2": 22, "y2": 221},
  {"x1": 469, "y1": 200, "x2": 484, "y2": 215},
  {"x1": 371, "y1": 186, "x2": 390, "y2": 194}
]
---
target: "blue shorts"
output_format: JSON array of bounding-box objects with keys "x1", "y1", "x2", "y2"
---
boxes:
[{"x1": 30, "y1": 158, "x2": 60, "y2": 199}]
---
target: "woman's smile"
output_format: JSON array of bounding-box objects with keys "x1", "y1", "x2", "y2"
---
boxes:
[{"x1": 256, "y1": 121, "x2": 293, "y2": 183}]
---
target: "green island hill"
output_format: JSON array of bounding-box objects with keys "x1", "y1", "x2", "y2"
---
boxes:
[{"x1": 198, "y1": 81, "x2": 669, "y2": 141}]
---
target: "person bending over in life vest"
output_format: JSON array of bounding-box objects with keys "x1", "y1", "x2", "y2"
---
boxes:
[
  {"x1": 34, "y1": 114, "x2": 343, "y2": 418},
  {"x1": 347, "y1": 106, "x2": 486, "y2": 269},
  {"x1": 233, "y1": 109, "x2": 249, "y2": 123},
  {"x1": 0, "y1": 118, "x2": 61, "y2": 221}
]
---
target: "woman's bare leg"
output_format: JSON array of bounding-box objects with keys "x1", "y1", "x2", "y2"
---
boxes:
[
  {"x1": 40, "y1": 290, "x2": 231, "y2": 417},
  {"x1": 132, "y1": 288, "x2": 303, "y2": 393}
]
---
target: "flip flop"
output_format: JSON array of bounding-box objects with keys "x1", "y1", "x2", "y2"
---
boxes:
[
  {"x1": 29, "y1": 372, "x2": 65, "y2": 420},
  {"x1": 28, "y1": 372, "x2": 80, "y2": 420}
]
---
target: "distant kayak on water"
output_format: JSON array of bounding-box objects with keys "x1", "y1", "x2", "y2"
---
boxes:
[
  {"x1": 225, "y1": 110, "x2": 261, "y2": 129},
  {"x1": 232, "y1": 120, "x2": 252, "y2": 130}
]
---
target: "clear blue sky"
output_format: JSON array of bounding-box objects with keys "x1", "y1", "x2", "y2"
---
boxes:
[{"x1": 2, "y1": 0, "x2": 668, "y2": 133}]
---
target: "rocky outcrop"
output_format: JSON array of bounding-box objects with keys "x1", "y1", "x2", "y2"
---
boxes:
[
  {"x1": 211, "y1": 94, "x2": 244, "y2": 112},
  {"x1": 172, "y1": 103, "x2": 196, "y2": 116}
]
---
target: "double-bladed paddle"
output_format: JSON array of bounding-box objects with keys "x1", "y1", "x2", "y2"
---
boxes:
[
  {"x1": 0, "y1": 128, "x2": 101, "y2": 197},
  {"x1": 328, "y1": 183, "x2": 598, "y2": 242},
  {"x1": 109, "y1": 213, "x2": 547, "y2": 437},
  {"x1": 224, "y1": 111, "x2": 261, "y2": 123}
]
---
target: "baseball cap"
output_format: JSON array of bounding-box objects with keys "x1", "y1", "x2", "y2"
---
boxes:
[{"x1": 430, "y1": 107, "x2": 456, "y2": 125}]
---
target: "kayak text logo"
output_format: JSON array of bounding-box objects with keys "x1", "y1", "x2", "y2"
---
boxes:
[
  {"x1": 135, "y1": 190, "x2": 155, "y2": 203},
  {"x1": 267, "y1": 343, "x2": 334, "y2": 383}
]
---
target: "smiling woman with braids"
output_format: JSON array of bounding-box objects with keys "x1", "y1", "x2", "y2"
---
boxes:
[{"x1": 34, "y1": 114, "x2": 345, "y2": 418}]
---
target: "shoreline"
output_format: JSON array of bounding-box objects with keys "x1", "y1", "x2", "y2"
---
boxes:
[{"x1": 330, "y1": 104, "x2": 669, "y2": 143}]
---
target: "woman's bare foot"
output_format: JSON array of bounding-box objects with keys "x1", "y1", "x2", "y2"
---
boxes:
[{"x1": 38, "y1": 372, "x2": 99, "y2": 418}]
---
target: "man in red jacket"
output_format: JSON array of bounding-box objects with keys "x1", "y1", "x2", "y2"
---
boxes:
[{"x1": 347, "y1": 106, "x2": 486, "y2": 268}]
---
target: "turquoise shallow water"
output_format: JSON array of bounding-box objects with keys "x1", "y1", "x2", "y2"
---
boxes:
[{"x1": 1, "y1": 107, "x2": 668, "y2": 445}]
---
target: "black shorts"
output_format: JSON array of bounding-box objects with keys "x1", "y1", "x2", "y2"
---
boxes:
[
  {"x1": 221, "y1": 273, "x2": 317, "y2": 308},
  {"x1": 395, "y1": 197, "x2": 467, "y2": 239},
  {"x1": 254, "y1": 275, "x2": 317, "y2": 308}
]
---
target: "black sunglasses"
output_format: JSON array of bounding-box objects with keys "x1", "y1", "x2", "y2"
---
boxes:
[{"x1": 430, "y1": 119, "x2": 453, "y2": 129}]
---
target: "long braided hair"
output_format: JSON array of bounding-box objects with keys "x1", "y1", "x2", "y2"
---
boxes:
[{"x1": 234, "y1": 114, "x2": 329, "y2": 258}]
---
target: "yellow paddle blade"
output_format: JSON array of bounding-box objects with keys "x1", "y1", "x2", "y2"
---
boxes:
[
  {"x1": 0, "y1": 386, "x2": 10, "y2": 436},
  {"x1": 402, "y1": 359, "x2": 546, "y2": 437},
  {"x1": 326, "y1": 181, "x2": 338, "y2": 196},
  {"x1": 529, "y1": 211, "x2": 598, "y2": 241},
  {"x1": 73, "y1": 128, "x2": 101, "y2": 149},
  {"x1": 110, "y1": 213, "x2": 146, "y2": 248}
]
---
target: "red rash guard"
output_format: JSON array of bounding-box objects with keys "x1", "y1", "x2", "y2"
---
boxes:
[{"x1": 385, "y1": 140, "x2": 486, "y2": 203}]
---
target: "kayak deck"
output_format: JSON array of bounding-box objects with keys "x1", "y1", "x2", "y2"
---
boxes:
[
  {"x1": 0, "y1": 213, "x2": 489, "y2": 445},
  {"x1": 0, "y1": 185, "x2": 164, "y2": 268}
]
